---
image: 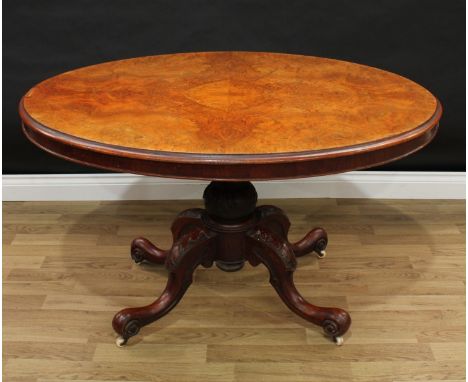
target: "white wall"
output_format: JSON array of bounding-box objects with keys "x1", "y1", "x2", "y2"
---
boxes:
[{"x1": 3, "y1": 171, "x2": 465, "y2": 201}]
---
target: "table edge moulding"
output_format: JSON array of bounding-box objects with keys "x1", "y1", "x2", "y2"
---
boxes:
[
  {"x1": 20, "y1": 99, "x2": 441, "y2": 181},
  {"x1": 18, "y1": 51, "x2": 442, "y2": 347}
]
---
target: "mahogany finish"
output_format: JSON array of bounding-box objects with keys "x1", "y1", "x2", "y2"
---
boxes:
[
  {"x1": 18, "y1": 52, "x2": 441, "y2": 346},
  {"x1": 19, "y1": 52, "x2": 441, "y2": 180},
  {"x1": 113, "y1": 181, "x2": 349, "y2": 346}
]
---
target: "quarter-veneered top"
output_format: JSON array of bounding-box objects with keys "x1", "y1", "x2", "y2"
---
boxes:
[{"x1": 20, "y1": 52, "x2": 441, "y2": 180}]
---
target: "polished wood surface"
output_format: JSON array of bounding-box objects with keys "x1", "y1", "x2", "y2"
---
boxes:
[
  {"x1": 23, "y1": 52, "x2": 438, "y2": 154},
  {"x1": 112, "y1": 182, "x2": 350, "y2": 346},
  {"x1": 20, "y1": 52, "x2": 441, "y2": 180},
  {"x1": 4, "y1": 199, "x2": 465, "y2": 381}
]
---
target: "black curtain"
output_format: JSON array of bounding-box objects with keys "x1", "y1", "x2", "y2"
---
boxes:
[{"x1": 3, "y1": 0, "x2": 465, "y2": 174}]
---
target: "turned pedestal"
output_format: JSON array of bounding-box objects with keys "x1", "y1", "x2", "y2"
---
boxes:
[{"x1": 112, "y1": 181, "x2": 352, "y2": 346}]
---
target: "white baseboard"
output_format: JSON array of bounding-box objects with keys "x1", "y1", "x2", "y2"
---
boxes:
[{"x1": 2, "y1": 171, "x2": 465, "y2": 201}]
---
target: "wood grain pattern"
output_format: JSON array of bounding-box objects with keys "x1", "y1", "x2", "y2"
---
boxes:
[
  {"x1": 19, "y1": 52, "x2": 442, "y2": 180},
  {"x1": 23, "y1": 52, "x2": 438, "y2": 154},
  {"x1": 3, "y1": 198, "x2": 465, "y2": 381}
]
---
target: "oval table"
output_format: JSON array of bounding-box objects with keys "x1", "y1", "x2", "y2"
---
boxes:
[{"x1": 19, "y1": 52, "x2": 442, "y2": 347}]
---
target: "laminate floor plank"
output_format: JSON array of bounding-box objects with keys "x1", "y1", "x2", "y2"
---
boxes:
[{"x1": 3, "y1": 199, "x2": 465, "y2": 382}]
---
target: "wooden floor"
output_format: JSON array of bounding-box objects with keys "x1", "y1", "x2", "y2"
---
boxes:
[{"x1": 3, "y1": 199, "x2": 466, "y2": 382}]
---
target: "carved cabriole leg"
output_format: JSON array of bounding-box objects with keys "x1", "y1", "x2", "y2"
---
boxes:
[
  {"x1": 255, "y1": 205, "x2": 328, "y2": 258},
  {"x1": 130, "y1": 208, "x2": 206, "y2": 265},
  {"x1": 115, "y1": 181, "x2": 351, "y2": 346},
  {"x1": 113, "y1": 224, "x2": 216, "y2": 346},
  {"x1": 246, "y1": 220, "x2": 351, "y2": 344}
]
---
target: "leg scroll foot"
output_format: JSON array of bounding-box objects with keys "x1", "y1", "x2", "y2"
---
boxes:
[
  {"x1": 292, "y1": 227, "x2": 328, "y2": 259},
  {"x1": 247, "y1": 226, "x2": 351, "y2": 344},
  {"x1": 114, "y1": 227, "x2": 216, "y2": 345},
  {"x1": 131, "y1": 237, "x2": 168, "y2": 264}
]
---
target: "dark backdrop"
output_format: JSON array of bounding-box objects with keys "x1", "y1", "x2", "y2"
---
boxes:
[{"x1": 3, "y1": 0, "x2": 465, "y2": 174}]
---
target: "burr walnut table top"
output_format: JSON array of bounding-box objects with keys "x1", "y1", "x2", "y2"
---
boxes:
[{"x1": 20, "y1": 51, "x2": 441, "y2": 180}]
